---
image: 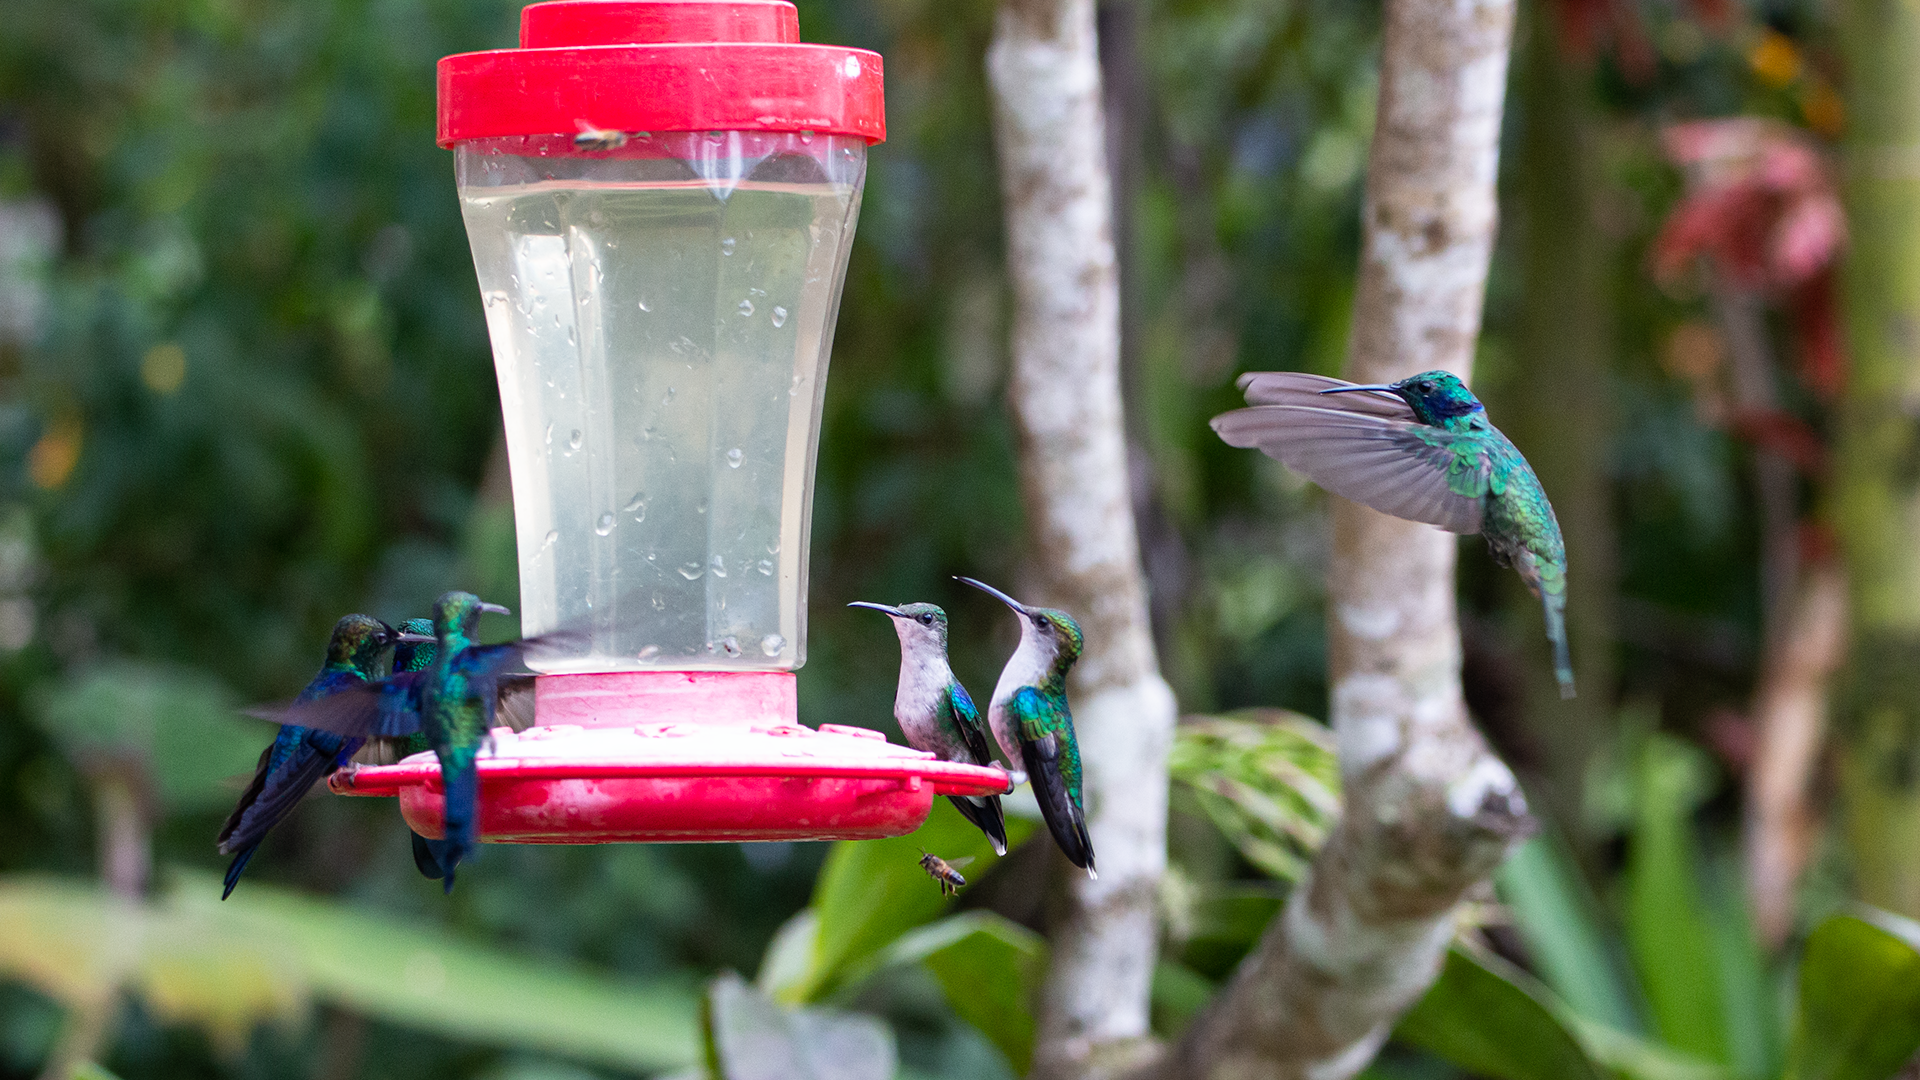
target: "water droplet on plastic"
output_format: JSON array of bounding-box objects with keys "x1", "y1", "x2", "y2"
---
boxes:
[
  {"x1": 771, "y1": 306, "x2": 788, "y2": 328},
  {"x1": 638, "y1": 644, "x2": 661, "y2": 660},
  {"x1": 715, "y1": 636, "x2": 742, "y2": 657},
  {"x1": 566, "y1": 326, "x2": 576, "y2": 345},
  {"x1": 637, "y1": 298, "x2": 650, "y2": 312},
  {"x1": 799, "y1": 130, "x2": 815, "y2": 144},
  {"x1": 696, "y1": 502, "x2": 708, "y2": 515},
  {"x1": 595, "y1": 512, "x2": 615, "y2": 535},
  {"x1": 650, "y1": 593, "x2": 666, "y2": 610},
  {"x1": 738, "y1": 299, "x2": 754, "y2": 317},
  {"x1": 709, "y1": 555, "x2": 727, "y2": 578},
  {"x1": 726, "y1": 448, "x2": 743, "y2": 468},
  {"x1": 767, "y1": 541, "x2": 781, "y2": 555},
  {"x1": 761, "y1": 634, "x2": 786, "y2": 657},
  {"x1": 678, "y1": 563, "x2": 704, "y2": 581},
  {"x1": 569, "y1": 429, "x2": 583, "y2": 450},
  {"x1": 544, "y1": 422, "x2": 554, "y2": 445},
  {"x1": 663, "y1": 387, "x2": 676, "y2": 404},
  {"x1": 720, "y1": 237, "x2": 736, "y2": 255},
  {"x1": 789, "y1": 374, "x2": 804, "y2": 397},
  {"x1": 757, "y1": 559, "x2": 774, "y2": 576},
  {"x1": 541, "y1": 530, "x2": 558, "y2": 549},
  {"x1": 843, "y1": 55, "x2": 861, "y2": 78}
]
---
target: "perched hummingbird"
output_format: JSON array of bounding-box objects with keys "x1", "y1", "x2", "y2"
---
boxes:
[
  {"x1": 270, "y1": 591, "x2": 561, "y2": 891},
  {"x1": 848, "y1": 601, "x2": 1009, "y2": 855},
  {"x1": 1211, "y1": 370, "x2": 1574, "y2": 698},
  {"x1": 218, "y1": 614, "x2": 415, "y2": 899},
  {"x1": 957, "y1": 577, "x2": 1095, "y2": 878}
]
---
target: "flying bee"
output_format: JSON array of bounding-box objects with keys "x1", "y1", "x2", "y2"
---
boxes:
[
  {"x1": 573, "y1": 124, "x2": 628, "y2": 153},
  {"x1": 919, "y1": 851, "x2": 974, "y2": 896}
]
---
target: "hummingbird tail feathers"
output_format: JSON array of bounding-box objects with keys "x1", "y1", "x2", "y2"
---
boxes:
[
  {"x1": 411, "y1": 830, "x2": 453, "y2": 880},
  {"x1": 221, "y1": 846, "x2": 258, "y2": 900},
  {"x1": 1545, "y1": 594, "x2": 1575, "y2": 699},
  {"x1": 216, "y1": 739, "x2": 343, "y2": 861},
  {"x1": 949, "y1": 794, "x2": 1008, "y2": 856},
  {"x1": 438, "y1": 756, "x2": 479, "y2": 886},
  {"x1": 1020, "y1": 741, "x2": 1095, "y2": 875}
]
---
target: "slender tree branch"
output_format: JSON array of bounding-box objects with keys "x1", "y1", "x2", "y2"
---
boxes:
[
  {"x1": 1141, "y1": 0, "x2": 1530, "y2": 1073},
  {"x1": 987, "y1": 0, "x2": 1179, "y2": 1075}
]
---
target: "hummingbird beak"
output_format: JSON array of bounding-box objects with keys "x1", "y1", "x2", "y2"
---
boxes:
[
  {"x1": 479, "y1": 602, "x2": 513, "y2": 616},
  {"x1": 955, "y1": 576, "x2": 1030, "y2": 616},
  {"x1": 1318, "y1": 382, "x2": 1400, "y2": 396},
  {"x1": 847, "y1": 601, "x2": 906, "y2": 618},
  {"x1": 395, "y1": 632, "x2": 436, "y2": 644}
]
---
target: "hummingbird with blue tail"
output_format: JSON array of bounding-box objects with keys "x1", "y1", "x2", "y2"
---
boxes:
[
  {"x1": 219, "y1": 614, "x2": 425, "y2": 899},
  {"x1": 382, "y1": 616, "x2": 538, "y2": 882},
  {"x1": 1211, "y1": 370, "x2": 1574, "y2": 698},
  {"x1": 264, "y1": 591, "x2": 570, "y2": 891},
  {"x1": 957, "y1": 577, "x2": 1096, "y2": 878},
  {"x1": 849, "y1": 601, "x2": 1009, "y2": 855}
]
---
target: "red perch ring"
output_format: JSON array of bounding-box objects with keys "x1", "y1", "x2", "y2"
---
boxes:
[{"x1": 329, "y1": 672, "x2": 1011, "y2": 843}]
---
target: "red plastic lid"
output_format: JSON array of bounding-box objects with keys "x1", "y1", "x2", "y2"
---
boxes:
[{"x1": 438, "y1": 0, "x2": 885, "y2": 147}]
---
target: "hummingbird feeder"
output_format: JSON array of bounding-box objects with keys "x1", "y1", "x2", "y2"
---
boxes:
[{"x1": 332, "y1": 0, "x2": 1007, "y2": 843}]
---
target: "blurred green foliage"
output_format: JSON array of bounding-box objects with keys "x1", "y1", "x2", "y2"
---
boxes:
[{"x1": 0, "y1": 0, "x2": 1887, "y2": 1071}]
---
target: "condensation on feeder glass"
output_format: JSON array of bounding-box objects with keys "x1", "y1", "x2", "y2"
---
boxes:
[{"x1": 457, "y1": 131, "x2": 867, "y2": 672}]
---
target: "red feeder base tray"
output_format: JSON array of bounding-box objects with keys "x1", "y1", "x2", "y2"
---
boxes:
[{"x1": 330, "y1": 688, "x2": 1013, "y2": 844}]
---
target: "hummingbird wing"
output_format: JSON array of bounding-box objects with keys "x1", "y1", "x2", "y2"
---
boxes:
[
  {"x1": 1237, "y1": 371, "x2": 1409, "y2": 417},
  {"x1": 1212, "y1": 400, "x2": 1490, "y2": 534},
  {"x1": 1010, "y1": 686, "x2": 1094, "y2": 875},
  {"x1": 254, "y1": 671, "x2": 428, "y2": 739},
  {"x1": 945, "y1": 680, "x2": 996, "y2": 768}
]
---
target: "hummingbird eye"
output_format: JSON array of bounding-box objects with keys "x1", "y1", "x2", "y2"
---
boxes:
[{"x1": 919, "y1": 613, "x2": 935, "y2": 626}]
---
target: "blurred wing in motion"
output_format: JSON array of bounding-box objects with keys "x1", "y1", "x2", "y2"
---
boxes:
[
  {"x1": 253, "y1": 671, "x2": 427, "y2": 739},
  {"x1": 1212, "y1": 399, "x2": 1488, "y2": 534}
]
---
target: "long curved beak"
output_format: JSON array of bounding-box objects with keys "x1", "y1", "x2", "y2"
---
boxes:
[
  {"x1": 847, "y1": 601, "x2": 905, "y2": 617},
  {"x1": 479, "y1": 602, "x2": 513, "y2": 616},
  {"x1": 1318, "y1": 382, "x2": 1399, "y2": 395},
  {"x1": 956, "y1": 576, "x2": 1029, "y2": 615}
]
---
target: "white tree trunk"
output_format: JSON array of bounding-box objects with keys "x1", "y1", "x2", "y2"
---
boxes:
[
  {"x1": 1143, "y1": 0, "x2": 1529, "y2": 1075},
  {"x1": 987, "y1": 2, "x2": 1179, "y2": 1076}
]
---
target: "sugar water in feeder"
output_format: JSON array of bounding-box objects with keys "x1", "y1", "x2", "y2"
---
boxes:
[{"x1": 331, "y1": 0, "x2": 1009, "y2": 844}]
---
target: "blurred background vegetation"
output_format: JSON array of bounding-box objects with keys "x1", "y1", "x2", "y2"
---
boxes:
[{"x1": 0, "y1": 0, "x2": 1894, "y2": 1075}]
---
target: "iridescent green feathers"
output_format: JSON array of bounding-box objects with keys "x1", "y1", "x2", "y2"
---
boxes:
[{"x1": 1212, "y1": 370, "x2": 1574, "y2": 698}]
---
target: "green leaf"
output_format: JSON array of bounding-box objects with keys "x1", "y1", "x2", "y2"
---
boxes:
[
  {"x1": 1395, "y1": 945, "x2": 1608, "y2": 1080},
  {"x1": 1701, "y1": 849, "x2": 1780, "y2": 1080},
  {"x1": 0, "y1": 873, "x2": 702, "y2": 1073},
  {"x1": 705, "y1": 972, "x2": 895, "y2": 1080},
  {"x1": 1150, "y1": 961, "x2": 1215, "y2": 1038},
  {"x1": 194, "y1": 873, "x2": 701, "y2": 1071},
  {"x1": 1168, "y1": 882, "x2": 1285, "y2": 980},
  {"x1": 793, "y1": 799, "x2": 1033, "y2": 1003},
  {"x1": 1784, "y1": 909, "x2": 1920, "y2": 1080},
  {"x1": 1496, "y1": 833, "x2": 1641, "y2": 1033},
  {"x1": 1568, "y1": 1018, "x2": 1732, "y2": 1080},
  {"x1": 1166, "y1": 711, "x2": 1340, "y2": 883},
  {"x1": 1625, "y1": 732, "x2": 1728, "y2": 1064},
  {"x1": 878, "y1": 912, "x2": 1046, "y2": 1073}
]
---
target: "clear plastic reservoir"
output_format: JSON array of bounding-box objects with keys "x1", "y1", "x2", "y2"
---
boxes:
[{"x1": 457, "y1": 131, "x2": 865, "y2": 672}]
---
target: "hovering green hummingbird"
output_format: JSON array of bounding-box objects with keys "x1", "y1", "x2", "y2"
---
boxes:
[
  {"x1": 383, "y1": 615, "x2": 538, "y2": 883},
  {"x1": 386, "y1": 617, "x2": 456, "y2": 883},
  {"x1": 848, "y1": 601, "x2": 1009, "y2": 855},
  {"x1": 219, "y1": 614, "x2": 416, "y2": 899},
  {"x1": 957, "y1": 577, "x2": 1095, "y2": 878},
  {"x1": 271, "y1": 591, "x2": 560, "y2": 891},
  {"x1": 1211, "y1": 370, "x2": 1574, "y2": 698}
]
